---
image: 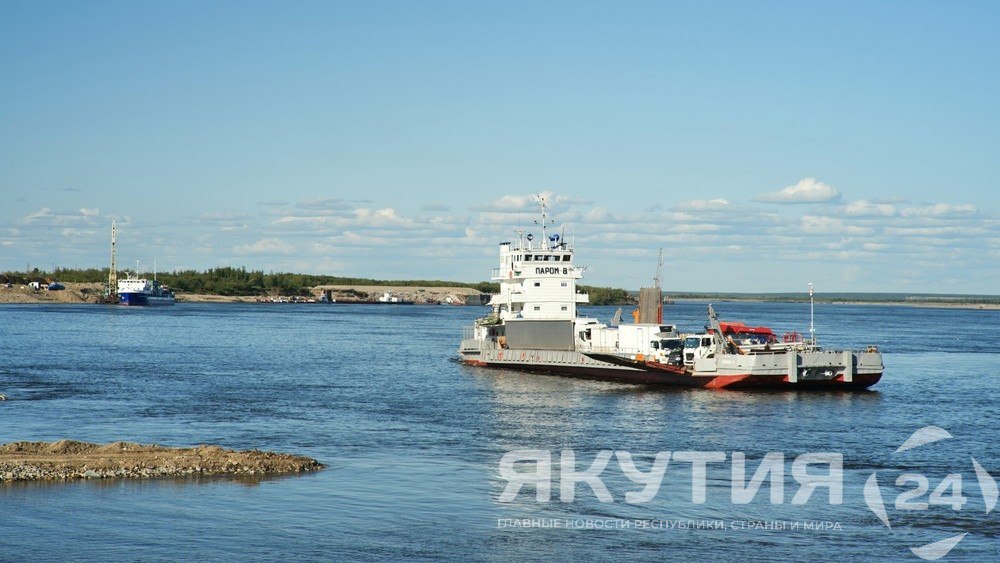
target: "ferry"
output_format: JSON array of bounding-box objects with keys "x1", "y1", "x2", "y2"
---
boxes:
[
  {"x1": 457, "y1": 196, "x2": 883, "y2": 389},
  {"x1": 117, "y1": 273, "x2": 176, "y2": 306}
]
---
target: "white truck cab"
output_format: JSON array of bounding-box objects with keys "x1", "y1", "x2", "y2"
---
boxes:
[
  {"x1": 683, "y1": 334, "x2": 718, "y2": 367},
  {"x1": 650, "y1": 336, "x2": 685, "y2": 365}
]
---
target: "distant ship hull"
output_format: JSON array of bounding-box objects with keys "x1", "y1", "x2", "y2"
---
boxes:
[{"x1": 119, "y1": 292, "x2": 176, "y2": 306}]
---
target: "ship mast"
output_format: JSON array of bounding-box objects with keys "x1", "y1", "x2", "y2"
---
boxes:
[
  {"x1": 655, "y1": 248, "x2": 664, "y2": 323},
  {"x1": 538, "y1": 194, "x2": 549, "y2": 250},
  {"x1": 108, "y1": 220, "x2": 117, "y2": 297},
  {"x1": 808, "y1": 282, "x2": 816, "y2": 344}
]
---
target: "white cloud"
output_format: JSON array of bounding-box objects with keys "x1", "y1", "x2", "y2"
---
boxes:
[
  {"x1": 900, "y1": 203, "x2": 978, "y2": 217},
  {"x1": 472, "y1": 193, "x2": 540, "y2": 211},
  {"x1": 675, "y1": 198, "x2": 730, "y2": 211},
  {"x1": 800, "y1": 215, "x2": 873, "y2": 235},
  {"x1": 884, "y1": 225, "x2": 989, "y2": 237},
  {"x1": 198, "y1": 211, "x2": 250, "y2": 221},
  {"x1": 471, "y1": 191, "x2": 590, "y2": 212},
  {"x1": 327, "y1": 231, "x2": 395, "y2": 246},
  {"x1": 352, "y1": 207, "x2": 411, "y2": 227},
  {"x1": 421, "y1": 202, "x2": 450, "y2": 212},
  {"x1": 61, "y1": 228, "x2": 95, "y2": 237},
  {"x1": 22, "y1": 207, "x2": 53, "y2": 222},
  {"x1": 296, "y1": 197, "x2": 347, "y2": 211},
  {"x1": 862, "y1": 242, "x2": 888, "y2": 251},
  {"x1": 584, "y1": 207, "x2": 616, "y2": 222},
  {"x1": 755, "y1": 178, "x2": 842, "y2": 204},
  {"x1": 271, "y1": 207, "x2": 413, "y2": 231},
  {"x1": 845, "y1": 200, "x2": 896, "y2": 216},
  {"x1": 233, "y1": 238, "x2": 297, "y2": 255},
  {"x1": 19, "y1": 207, "x2": 105, "y2": 226}
]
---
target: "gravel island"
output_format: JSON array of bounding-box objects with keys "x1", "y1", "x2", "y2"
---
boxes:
[{"x1": 0, "y1": 440, "x2": 324, "y2": 482}]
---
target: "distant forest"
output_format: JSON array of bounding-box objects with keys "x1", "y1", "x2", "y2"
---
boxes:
[
  {"x1": 661, "y1": 291, "x2": 1000, "y2": 305},
  {"x1": 0, "y1": 267, "x2": 635, "y2": 305}
]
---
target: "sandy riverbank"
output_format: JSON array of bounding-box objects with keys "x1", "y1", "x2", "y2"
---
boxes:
[
  {"x1": 0, "y1": 283, "x2": 484, "y2": 305},
  {"x1": 310, "y1": 284, "x2": 483, "y2": 305},
  {"x1": 0, "y1": 282, "x2": 104, "y2": 304},
  {"x1": 0, "y1": 440, "x2": 323, "y2": 483}
]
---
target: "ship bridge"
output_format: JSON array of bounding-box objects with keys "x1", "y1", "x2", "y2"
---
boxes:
[{"x1": 487, "y1": 198, "x2": 588, "y2": 321}]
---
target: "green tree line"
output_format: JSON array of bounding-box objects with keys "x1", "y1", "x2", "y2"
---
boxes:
[{"x1": 2, "y1": 266, "x2": 633, "y2": 303}]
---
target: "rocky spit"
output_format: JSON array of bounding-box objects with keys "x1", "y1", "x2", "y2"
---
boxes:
[{"x1": 0, "y1": 440, "x2": 324, "y2": 482}]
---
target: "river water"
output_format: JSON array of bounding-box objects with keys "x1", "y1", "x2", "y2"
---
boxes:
[{"x1": 1, "y1": 301, "x2": 997, "y2": 561}]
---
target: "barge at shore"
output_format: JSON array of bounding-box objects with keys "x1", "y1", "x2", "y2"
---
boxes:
[{"x1": 457, "y1": 195, "x2": 883, "y2": 389}]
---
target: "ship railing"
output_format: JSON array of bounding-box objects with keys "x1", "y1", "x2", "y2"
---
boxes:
[
  {"x1": 510, "y1": 240, "x2": 574, "y2": 252},
  {"x1": 462, "y1": 326, "x2": 476, "y2": 340},
  {"x1": 586, "y1": 345, "x2": 653, "y2": 356}
]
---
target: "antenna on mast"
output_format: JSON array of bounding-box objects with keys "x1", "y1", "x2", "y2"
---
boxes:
[
  {"x1": 808, "y1": 282, "x2": 816, "y2": 344},
  {"x1": 537, "y1": 194, "x2": 549, "y2": 249}
]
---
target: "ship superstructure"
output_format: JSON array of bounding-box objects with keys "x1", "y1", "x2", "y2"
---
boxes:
[{"x1": 458, "y1": 196, "x2": 642, "y2": 378}]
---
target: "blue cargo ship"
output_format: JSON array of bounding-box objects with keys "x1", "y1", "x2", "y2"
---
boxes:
[{"x1": 117, "y1": 274, "x2": 176, "y2": 306}]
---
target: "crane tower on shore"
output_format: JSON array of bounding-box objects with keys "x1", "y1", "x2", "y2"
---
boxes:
[{"x1": 108, "y1": 220, "x2": 117, "y2": 298}]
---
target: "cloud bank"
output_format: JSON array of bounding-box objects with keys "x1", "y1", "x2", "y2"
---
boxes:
[{"x1": 755, "y1": 178, "x2": 842, "y2": 204}]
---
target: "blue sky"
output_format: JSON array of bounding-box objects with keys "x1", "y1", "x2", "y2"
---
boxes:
[{"x1": 2, "y1": 1, "x2": 997, "y2": 293}]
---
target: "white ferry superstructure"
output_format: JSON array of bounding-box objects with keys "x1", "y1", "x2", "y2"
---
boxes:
[{"x1": 457, "y1": 197, "x2": 645, "y2": 379}]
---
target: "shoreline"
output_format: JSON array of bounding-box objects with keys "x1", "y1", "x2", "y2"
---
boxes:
[
  {"x1": 1, "y1": 283, "x2": 996, "y2": 310},
  {"x1": 666, "y1": 297, "x2": 1000, "y2": 310}
]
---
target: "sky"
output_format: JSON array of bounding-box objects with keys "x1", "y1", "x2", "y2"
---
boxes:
[{"x1": 1, "y1": 1, "x2": 997, "y2": 294}]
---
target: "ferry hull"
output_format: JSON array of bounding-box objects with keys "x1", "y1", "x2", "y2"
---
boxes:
[{"x1": 459, "y1": 347, "x2": 882, "y2": 390}]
